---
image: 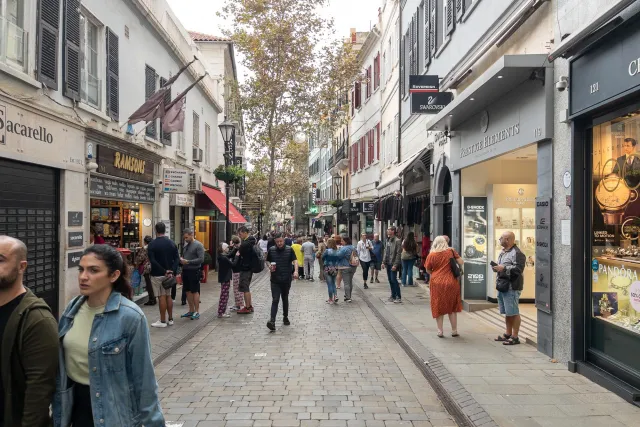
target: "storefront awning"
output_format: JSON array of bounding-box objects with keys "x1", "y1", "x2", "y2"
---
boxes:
[
  {"x1": 320, "y1": 208, "x2": 337, "y2": 218},
  {"x1": 377, "y1": 148, "x2": 427, "y2": 196},
  {"x1": 425, "y1": 54, "x2": 551, "y2": 132},
  {"x1": 202, "y1": 186, "x2": 247, "y2": 224}
]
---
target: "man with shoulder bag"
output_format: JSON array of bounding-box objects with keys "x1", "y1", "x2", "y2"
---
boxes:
[
  {"x1": 147, "y1": 223, "x2": 180, "y2": 328},
  {"x1": 492, "y1": 231, "x2": 526, "y2": 345}
]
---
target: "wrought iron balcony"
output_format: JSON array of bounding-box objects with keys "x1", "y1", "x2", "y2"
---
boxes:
[{"x1": 328, "y1": 144, "x2": 346, "y2": 169}]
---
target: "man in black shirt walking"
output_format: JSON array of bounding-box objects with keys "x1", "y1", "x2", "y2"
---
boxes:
[
  {"x1": 147, "y1": 223, "x2": 180, "y2": 328},
  {"x1": 266, "y1": 233, "x2": 298, "y2": 331}
]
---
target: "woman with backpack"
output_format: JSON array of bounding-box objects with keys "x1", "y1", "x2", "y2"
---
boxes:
[
  {"x1": 338, "y1": 237, "x2": 358, "y2": 303},
  {"x1": 401, "y1": 232, "x2": 419, "y2": 287}
]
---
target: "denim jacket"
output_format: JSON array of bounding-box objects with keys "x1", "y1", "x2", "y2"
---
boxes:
[{"x1": 52, "y1": 292, "x2": 165, "y2": 427}]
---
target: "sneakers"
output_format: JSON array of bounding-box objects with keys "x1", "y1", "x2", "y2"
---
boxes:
[
  {"x1": 370, "y1": 277, "x2": 374, "y2": 283},
  {"x1": 375, "y1": 278, "x2": 380, "y2": 283},
  {"x1": 267, "y1": 319, "x2": 276, "y2": 331},
  {"x1": 283, "y1": 317, "x2": 290, "y2": 326},
  {"x1": 167, "y1": 319, "x2": 174, "y2": 326},
  {"x1": 249, "y1": 306, "x2": 255, "y2": 313},
  {"x1": 346, "y1": 298, "x2": 353, "y2": 303},
  {"x1": 218, "y1": 313, "x2": 231, "y2": 318},
  {"x1": 237, "y1": 307, "x2": 253, "y2": 314},
  {"x1": 364, "y1": 284, "x2": 369, "y2": 289},
  {"x1": 229, "y1": 306, "x2": 240, "y2": 311},
  {"x1": 180, "y1": 312, "x2": 193, "y2": 318},
  {"x1": 310, "y1": 278, "x2": 315, "y2": 282},
  {"x1": 394, "y1": 298, "x2": 403, "y2": 304},
  {"x1": 387, "y1": 297, "x2": 395, "y2": 302},
  {"x1": 191, "y1": 312, "x2": 200, "y2": 320},
  {"x1": 151, "y1": 320, "x2": 167, "y2": 328}
]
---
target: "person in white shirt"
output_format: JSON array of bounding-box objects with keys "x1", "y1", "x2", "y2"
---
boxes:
[
  {"x1": 301, "y1": 237, "x2": 317, "y2": 281},
  {"x1": 356, "y1": 233, "x2": 373, "y2": 289},
  {"x1": 258, "y1": 234, "x2": 269, "y2": 255}
]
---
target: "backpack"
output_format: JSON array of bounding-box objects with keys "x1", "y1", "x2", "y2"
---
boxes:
[{"x1": 251, "y1": 244, "x2": 265, "y2": 273}]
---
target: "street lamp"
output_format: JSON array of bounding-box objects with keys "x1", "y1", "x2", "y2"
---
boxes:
[
  {"x1": 334, "y1": 175, "x2": 342, "y2": 200},
  {"x1": 219, "y1": 118, "x2": 236, "y2": 243}
]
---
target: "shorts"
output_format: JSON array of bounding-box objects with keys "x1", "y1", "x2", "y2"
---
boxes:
[
  {"x1": 497, "y1": 289, "x2": 522, "y2": 316},
  {"x1": 373, "y1": 261, "x2": 382, "y2": 271},
  {"x1": 239, "y1": 271, "x2": 253, "y2": 293},
  {"x1": 151, "y1": 276, "x2": 173, "y2": 297},
  {"x1": 182, "y1": 269, "x2": 201, "y2": 294}
]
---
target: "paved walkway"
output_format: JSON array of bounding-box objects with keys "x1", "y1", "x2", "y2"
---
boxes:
[
  {"x1": 151, "y1": 272, "x2": 457, "y2": 427},
  {"x1": 352, "y1": 270, "x2": 640, "y2": 427}
]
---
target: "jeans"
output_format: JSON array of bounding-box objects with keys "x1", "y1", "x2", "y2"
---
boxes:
[
  {"x1": 270, "y1": 282, "x2": 291, "y2": 320},
  {"x1": 360, "y1": 260, "x2": 371, "y2": 281},
  {"x1": 304, "y1": 257, "x2": 315, "y2": 279},
  {"x1": 326, "y1": 274, "x2": 337, "y2": 298},
  {"x1": 386, "y1": 264, "x2": 401, "y2": 299},
  {"x1": 341, "y1": 267, "x2": 356, "y2": 299},
  {"x1": 401, "y1": 259, "x2": 416, "y2": 286}
]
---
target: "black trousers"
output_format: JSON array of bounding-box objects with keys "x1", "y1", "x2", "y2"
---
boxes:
[
  {"x1": 270, "y1": 282, "x2": 291, "y2": 321},
  {"x1": 144, "y1": 273, "x2": 155, "y2": 300},
  {"x1": 71, "y1": 381, "x2": 94, "y2": 426}
]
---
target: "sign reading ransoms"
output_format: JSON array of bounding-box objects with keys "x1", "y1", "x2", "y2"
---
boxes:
[{"x1": 411, "y1": 92, "x2": 453, "y2": 114}]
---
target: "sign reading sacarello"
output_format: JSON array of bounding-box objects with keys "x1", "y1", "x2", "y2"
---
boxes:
[
  {"x1": 460, "y1": 123, "x2": 520, "y2": 158},
  {"x1": 0, "y1": 103, "x2": 54, "y2": 144}
]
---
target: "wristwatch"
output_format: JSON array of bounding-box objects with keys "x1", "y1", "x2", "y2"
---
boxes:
[{"x1": 594, "y1": 173, "x2": 638, "y2": 225}]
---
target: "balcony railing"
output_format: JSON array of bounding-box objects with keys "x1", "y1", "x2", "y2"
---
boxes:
[
  {"x1": 328, "y1": 144, "x2": 347, "y2": 169},
  {"x1": 0, "y1": 15, "x2": 28, "y2": 73},
  {"x1": 81, "y1": 72, "x2": 101, "y2": 109}
]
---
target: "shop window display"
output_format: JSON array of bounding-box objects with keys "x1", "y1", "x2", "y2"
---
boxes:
[{"x1": 591, "y1": 109, "x2": 640, "y2": 336}]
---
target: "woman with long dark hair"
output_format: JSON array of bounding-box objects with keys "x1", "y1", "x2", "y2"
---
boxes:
[
  {"x1": 401, "y1": 232, "x2": 418, "y2": 286},
  {"x1": 53, "y1": 245, "x2": 164, "y2": 426}
]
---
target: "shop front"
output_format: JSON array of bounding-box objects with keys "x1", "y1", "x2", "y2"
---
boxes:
[
  {"x1": 88, "y1": 131, "x2": 161, "y2": 254},
  {"x1": 0, "y1": 96, "x2": 86, "y2": 315},
  {"x1": 569, "y1": 14, "x2": 640, "y2": 400},
  {"x1": 197, "y1": 185, "x2": 247, "y2": 255},
  {"x1": 426, "y1": 54, "x2": 555, "y2": 355}
]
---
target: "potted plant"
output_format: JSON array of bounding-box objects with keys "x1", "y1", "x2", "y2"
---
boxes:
[
  {"x1": 201, "y1": 251, "x2": 213, "y2": 283},
  {"x1": 214, "y1": 165, "x2": 245, "y2": 184},
  {"x1": 328, "y1": 199, "x2": 343, "y2": 208}
]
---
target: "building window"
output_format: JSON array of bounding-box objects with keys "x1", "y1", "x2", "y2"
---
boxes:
[
  {"x1": 205, "y1": 123, "x2": 211, "y2": 166},
  {"x1": 366, "y1": 66, "x2": 371, "y2": 99},
  {"x1": 80, "y1": 15, "x2": 101, "y2": 109},
  {"x1": 145, "y1": 65, "x2": 157, "y2": 139},
  {"x1": 373, "y1": 53, "x2": 380, "y2": 91},
  {"x1": 192, "y1": 112, "x2": 200, "y2": 148},
  {"x1": 0, "y1": 0, "x2": 26, "y2": 71}
]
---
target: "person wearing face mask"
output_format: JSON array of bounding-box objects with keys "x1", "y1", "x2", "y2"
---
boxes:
[{"x1": 53, "y1": 245, "x2": 164, "y2": 426}]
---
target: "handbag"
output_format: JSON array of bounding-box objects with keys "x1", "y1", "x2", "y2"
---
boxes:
[
  {"x1": 324, "y1": 266, "x2": 338, "y2": 277},
  {"x1": 131, "y1": 269, "x2": 142, "y2": 289},
  {"x1": 161, "y1": 275, "x2": 177, "y2": 290},
  {"x1": 449, "y1": 249, "x2": 461, "y2": 278},
  {"x1": 349, "y1": 250, "x2": 360, "y2": 267}
]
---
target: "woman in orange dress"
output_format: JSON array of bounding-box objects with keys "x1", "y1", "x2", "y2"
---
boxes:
[{"x1": 425, "y1": 236, "x2": 464, "y2": 337}]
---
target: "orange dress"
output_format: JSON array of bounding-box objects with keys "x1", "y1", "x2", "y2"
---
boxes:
[{"x1": 425, "y1": 250, "x2": 463, "y2": 318}]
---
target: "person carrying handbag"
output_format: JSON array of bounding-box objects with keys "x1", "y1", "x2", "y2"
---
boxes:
[
  {"x1": 425, "y1": 236, "x2": 464, "y2": 338},
  {"x1": 356, "y1": 233, "x2": 373, "y2": 288}
]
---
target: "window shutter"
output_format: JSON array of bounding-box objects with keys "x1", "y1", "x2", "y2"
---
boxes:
[
  {"x1": 413, "y1": 11, "x2": 419, "y2": 74},
  {"x1": 351, "y1": 88, "x2": 355, "y2": 116},
  {"x1": 400, "y1": 36, "x2": 405, "y2": 98},
  {"x1": 369, "y1": 130, "x2": 374, "y2": 165},
  {"x1": 62, "y1": 0, "x2": 80, "y2": 100},
  {"x1": 409, "y1": 17, "x2": 414, "y2": 77},
  {"x1": 430, "y1": 0, "x2": 437, "y2": 58},
  {"x1": 376, "y1": 123, "x2": 381, "y2": 161},
  {"x1": 446, "y1": 0, "x2": 455, "y2": 36},
  {"x1": 456, "y1": 0, "x2": 465, "y2": 22},
  {"x1": 145, "y1": 65, "x2": 157, "y2": 138},
  {"x1": 424, "y1": 0, "x2": 431, "y2": 68},
  {"x1": 160, "y1": 77, "x2": 172, "y2": 145},
  {"x1": 106, "y1": 28, "x2": 119, "y2": 121},
  {"x1": 37, "y1": 0, "x2": 60, "y2": 90},
  {"x1": 360, "y1": 138, "x2": 365, "y2": 169}
]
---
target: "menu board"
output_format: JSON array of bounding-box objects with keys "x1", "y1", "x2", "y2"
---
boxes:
[{"x1": 90, "y1": 176, "x2": 155, "y2": 203}]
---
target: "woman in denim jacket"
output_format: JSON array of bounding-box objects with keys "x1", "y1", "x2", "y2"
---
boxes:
[
  {"x1": 53, "y1": 245, "x2": 164, "y2": 427},
  {"x1": 322, "y1": 238, "x2": 343, "y2": 304},
  {"x1": 337, "y1": 237, "x2": 358, "y2": 303}
]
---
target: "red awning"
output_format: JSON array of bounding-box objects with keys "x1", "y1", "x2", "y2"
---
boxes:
[{"x1": 202, "y1": 186, "x2": 247, "y2": 224}]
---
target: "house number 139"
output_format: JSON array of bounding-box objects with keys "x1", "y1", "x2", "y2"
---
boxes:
[{"x1": 590, "y1": 82, "x2": 599, "y2": 94}]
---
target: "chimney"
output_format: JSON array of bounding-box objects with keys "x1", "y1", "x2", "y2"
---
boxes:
[{"x1": 350, "y1": 28, "x2": 356, "y2": 44}]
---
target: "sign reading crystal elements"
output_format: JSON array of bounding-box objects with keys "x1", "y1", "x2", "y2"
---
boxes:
[
  {"x1": 411, "y1": 92, "x2": 454, "y2": 114},
  {"x1": 68, "y1": 232, "x2": 84, "y2": 248},
  {"x1": 535, "y1": 197, "x2": 552, "y2": 313},
  {"x1": 67, "y1": 251, "x2": 83, "y2": 268},
  {"x1": 90, "y1": 175, "x2": 155, "y2": 203},
  {"x1": 68, "y1": 211, "x2": 83, "y2": 227}
]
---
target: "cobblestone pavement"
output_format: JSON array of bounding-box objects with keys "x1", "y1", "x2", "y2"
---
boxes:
[
  {"x1": 152, "y1": 273, "x2": 457, "y2": 427},
  {"x1": 352, "y1": 271, "x2": 640, "y2": 427}
]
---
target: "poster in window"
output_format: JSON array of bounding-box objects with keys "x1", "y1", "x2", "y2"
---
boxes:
[{"x1": 462, "y1": 197, "x2": 487, "y2": 300}]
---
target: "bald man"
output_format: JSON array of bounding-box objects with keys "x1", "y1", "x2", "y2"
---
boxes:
[
  {"x1": 492, "y1": 231, "x2": 526, "y2": 346},
  {"x1": 0, "y1": 236, "x2": 58, "y2": 427}
]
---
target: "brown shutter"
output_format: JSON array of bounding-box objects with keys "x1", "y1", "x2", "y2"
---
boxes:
[
  {"x1": 429, "y1": 0, "x2": 437, "y2": 58},
  {"x1": 446, "y1": 0, "x2": 455, "y2": 36},
  {"x1": 106, "y1": 28, "x2": 119, "y2": 121},
  {"x1": 37, "y1": 0, "x2": 60, "y2": 90},
  {"x1": 63, "y1": 0, "x2": 80, "y2": 100},
  {"x1": 424, "y1": 0, "x2": 431, "y2": 68},
  {"x1": 145, "y1": 65, "x2": 157, "y2": 138},
  {"x1": 400, "y1": 35, "x2": 405, "y2": 98}
]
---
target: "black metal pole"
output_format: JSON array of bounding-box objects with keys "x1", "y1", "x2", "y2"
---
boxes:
[{"x1": 226, "y1": 182, "x2": 231, "y2": 243}]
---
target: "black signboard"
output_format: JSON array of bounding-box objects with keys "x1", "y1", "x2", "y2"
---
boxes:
[
  {"x1": 67, "y1": 251, "x2": 83, "y2": 268},
  {"x1": 462, "y1": 197, "x2": 488, "y2": 299},
  {"x1": 411, "y1": 92, "x2": 454, "y2": 114},
  {"x1": 68, "y1": 231, "x2": 84, "y2": 248},
  {"x1": 409, "y1": 75, "x2": 439, "y2": 93},
  {"x1": 570, "y1": 20, "x2": 640, "y2": 116},
  {"x1": 68, "y1": 211, "x2": 83, "y2": 227},
  {"x1": 362, "y1": 202, "x2": 374, "y2": 213},
  {"x1": 341, "y1": 200, "x2": 359, "y2": 213},
  {"x1": 90, "y1": 175, "x2": 155, "y2": 203},
  {"x1": 535, "y1": 197, "x2": 552, "y2": 313},
  {"x1": 97, "y1": 145, "x2": 155, "y2": 184}
]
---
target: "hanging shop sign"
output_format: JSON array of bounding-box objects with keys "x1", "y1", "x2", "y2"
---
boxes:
[
  {"x1": 462, "y1": 197, "x2": 488, "y2": 299},
  {"x1": 362, "y1": 202, "x2": 374, "y2": 213},
  {"x1": 535, "y1": 197, "x2": 552, "y2": 313},
  {"x1": 409, "y1": 75, "x2": 439, "y2": 93},
  {"x1": 311, "y1": 183, "x2": 317, "y2": 205},
  {"x1": 341, "y1": 199, "x2": 359, "y2": 213},
  {"x1": 163, "y1": 168, "x2": 190, "y2": 193},
  {"x1": 570, "y1": 21, "x2": 640, "y2": 116},
  {"x1": 170, "y1": 194, "x2": 195, "y2": 207},
  {"x1": 411, "y1": 92, "x2": 454, "y2": 114},
  {"x1": 97, "y1": 145, "x2": 154, "y2": 184},
  {"x1": 90, "y1": 175, "x2": 155, "y2": 203}
]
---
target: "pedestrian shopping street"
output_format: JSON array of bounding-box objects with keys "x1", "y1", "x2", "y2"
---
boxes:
[{"x1": 144, "y1": 269, "x2": 640, "y2": 427}]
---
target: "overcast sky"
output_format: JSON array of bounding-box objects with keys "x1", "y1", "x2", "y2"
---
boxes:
[{"x1": 166, "y1": 0, "x2": 381, "y2": 81}]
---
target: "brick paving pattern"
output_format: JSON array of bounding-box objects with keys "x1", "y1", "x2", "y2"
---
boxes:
[{"x1": 151, "y1": 273, "x2": 457, "y2": 427}]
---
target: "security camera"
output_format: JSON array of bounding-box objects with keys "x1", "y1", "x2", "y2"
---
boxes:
[
  {"x1": 556, "y1": 76, "x2": 568, "y2": 92},
  {"x1": 157, "y1": 179, "x2": 164, "y2": 185}
]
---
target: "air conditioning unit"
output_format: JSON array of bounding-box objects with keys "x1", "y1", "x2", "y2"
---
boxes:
[
  {"x1": 192, "y1": 147, "x2": 203, "y2": 163},
  {"x1": 188, "y1": 173, "x2": 202, "y2": 192}
]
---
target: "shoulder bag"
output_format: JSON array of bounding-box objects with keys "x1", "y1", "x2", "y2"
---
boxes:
[
  {"x1": 162, "y1": 274, "x2": 177, "y2": 290},
  {"x1": 349, "y1": 249, "x2": 360, "y2": 267},
  {"x1": 449, "y1": 249, "x2": 461, "y2": 278}
]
